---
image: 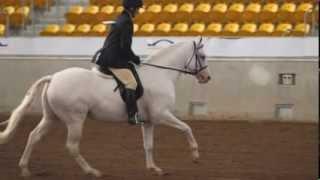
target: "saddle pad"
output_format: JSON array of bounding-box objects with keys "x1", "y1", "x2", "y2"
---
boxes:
[{"x1": 91, "y1": 67, "x2": 113, "y2": 79}]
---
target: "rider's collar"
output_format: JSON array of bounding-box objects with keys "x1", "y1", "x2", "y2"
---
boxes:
[{"x1": 124, "y1": 9, "x2": 133, "y2": 19}]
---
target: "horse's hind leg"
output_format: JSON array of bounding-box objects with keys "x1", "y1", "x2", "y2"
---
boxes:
[
  {"x1": 158, "y1": 111, "x2": 200, "y2": 163},
  {"x1": 65, "y1": 114, "x2": 102, "y2": 178},
  {"x1": 19, "y1": 116, "x2": 54, "y2": 177}
]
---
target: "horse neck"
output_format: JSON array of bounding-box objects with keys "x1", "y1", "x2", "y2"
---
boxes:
[{"x1": 145, "y1": 43, "x2": 193, "y2": 83}]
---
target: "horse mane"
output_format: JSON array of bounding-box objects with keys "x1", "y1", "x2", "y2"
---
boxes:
[{"x1": 146, "y1": 42, "x2": 187, "y2": 63}]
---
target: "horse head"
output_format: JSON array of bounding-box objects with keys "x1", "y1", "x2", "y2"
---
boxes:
[{"x1": 185, "y1": 37, "x2": 211, "y2": 84}]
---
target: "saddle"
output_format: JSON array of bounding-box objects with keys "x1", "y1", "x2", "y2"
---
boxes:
[{"x1": 95, "y1": 64, "x2": 144, "y2": 101}]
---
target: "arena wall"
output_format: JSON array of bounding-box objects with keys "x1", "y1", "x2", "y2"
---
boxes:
[{"x1": 0, "y1": 37, "x2": 318, "y2": 122}]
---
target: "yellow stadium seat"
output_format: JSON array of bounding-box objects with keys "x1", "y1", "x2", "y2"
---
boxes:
[
  {"x1": 203, "y1": 23, "x2": 222, "y2": 36},
  {"x1": 260, "y1": 3, "x2": 279, "y2": 22},
  {"x1": 226, "y1": 3, "x2": 245, "y2": 22},
  {"x1": 88, "y1": 24, "x2": 107, "y2": 36},
  {"x1": 73, "y1": 24, "x2": 91, "y2": 36},
  {"x1": 211, "y1": 3, "x2": 228, "y2": 22},
  {"x1": 81, "y1": 5, "x2": 100, "y2": 24},
  {"x1": 188, "y1": 23, "x2": 205, "y2": 35},
  {"x1": 96, "y1": 5, "x2": 115, "y2": 23},
  {"x1": 192, "y1": 3, "x2": 211, "y2": 23},
  {"x1": 0, "y1": 6, "x2": 15, "y2": 24},
  {"x1": 140, "y1": 4, "x2": 162, "y2": 23},
  {"x1": 243, "y1": 3, "x2": 261, "y2": 22},
  {"x1": 238, "y1": 23, "x2": 257, "y2": 36},
  {"x1": 222, "y1": 23, "x2": 240, "y2": 36},
  {"x1": 159, "y1": 3, "x2": 178, "y2": 23},
  {"x1": 256, "y1": 23, "x2": 275, "y2": 36},
  {"x1": 0, "y1": 24, "x2": 6, "y2": 36},
  {"x1": 171, "y1": 22, "x2": 189, "y2": 36},
  {"x1": 136, "y1": 23, "x2": 155, "y2": 36},
  {"x1": 58, "y1": 24, "x2": 76, "y2": 36},
  {"x1": 176, "y1": 3, "x2": 194, "y2": 22},
  {"x1": 278, "y1": 3, "x2": 297, "y2": 23},
  {"x1": 291, "y1": 23, "x2": 310, "y2": 36},
  {"x1": 315, "y1": 4, "x2": 319, "y2": 25},
  {"x1": 40, "y1": 24, "x2": 60, "y2": 36},
  {"x1": 154, "y1": 22, "x2": 172, "y2": 36},
  {"x1": 114, "y1": 6, "x2": 124, "y2": 16},
  {"x1": 273, "y1": 23, "x2": 293, "y2": 36},
  {"x1": 133, "y1": 23, "x2": 139, "y2": 34},
  {"x1": 294, "y1": 3, "x2": 314, "y2": 23},
  {"x1": 10, "y1": 6, "x2": 30, "y2": 27},
  {"x1": 65, "y1": 5, "x2": 83, "y2": 24}
]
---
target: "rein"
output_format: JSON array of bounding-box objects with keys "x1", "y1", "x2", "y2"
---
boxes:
[{"x1": 141, "y1": 41, "x2": 207, "y2": 76}]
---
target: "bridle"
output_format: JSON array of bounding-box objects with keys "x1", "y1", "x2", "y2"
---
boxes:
[{"x1": 142, "y1": 41, "x2": 208, "y2": 76}]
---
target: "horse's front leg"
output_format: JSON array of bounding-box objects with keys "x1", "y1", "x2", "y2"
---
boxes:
[
  {"x1": 141, "y1": 123, "x2": 166, "y2": 175},
  {"x1": 158, "y1": 110, "x2": 200, "y2": 163}
]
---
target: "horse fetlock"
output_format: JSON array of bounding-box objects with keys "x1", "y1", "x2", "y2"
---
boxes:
[
  {"x1": 86, "y1": 168, "x2": 103, "y2": 178},
  {"x1": 148, "y1": 166, "x2": 166, "y2": 176},
  {"x1": 21, "y1": 167, "x2": 32, "y2": 177},
  {"x1": 191, "y1": 148, "x2": 200, "y2": 162}
]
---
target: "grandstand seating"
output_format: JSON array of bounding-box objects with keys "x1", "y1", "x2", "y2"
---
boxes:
[
  {"x1": 88, "y1": 23, "x2": 108, "y2": 36},
  {"x1": 273, "y1": 23, "x2": 293, "y2": 36},
  {"x1": 40, "y1": 24, "x2": 59, "y2": 36},
  {"x1": 211, "y1": 3, "x2": 228, "y2": 22},
  {"x1": 1, "y1": 0, "x2": 313, "y2": 37},
  {"x1": 188, "y1": 23, "x2": 205, "y2": 35},
  {"x1": 81, "y1": 5, "x2": 100, "y2": 25},
  {"x1": 203, "y1": 23, "x2": 222, "y2": 36},
  {"x1": 73, "y1": 24, "x2": 91, "y2": 36},
  {"x1": 137, "y1": 23, "x2": 156, "y2": 36},
  {"x1": 243, "y1": 3, "x2": 261, "y2": 22},
  {"x1": 278, "y1": 2, "x2": 297, "y2": 22},
  {"x1": 222, "y1": 23, "x2": 240, "y2": 36},
  {"x1": 10, "y1": 6, "x2": 30, "y2": 28},
  {"x1": 226, "y1": 3, "x2": 245, "y2": 22},
  {"x1": 291, "y1": 23, "x2": 311, "y2": 36},
  {"x1": 154, "y1": 22, "x2": 172, "y2": 36},
  {"x1": 0, "y1": 6, "x2": 14, "y2": 25},
  {"x1": 256, "y1": 23, "x2": 275, "y2": 36},
  {"x1": 171, "y1": 22, "x2": 189, "y2": 36},
  {"x1": 58, "y1": 24, "x2": 76, "y2": 36},
  {"x1": 192, "y1": 3, "x2": 211, "y2": 22},
  {"x1": 294, "y1": 2, "x2": 314, "y2": 23},
  {"x1": 238, "y1": 23, "x2": 258, "y2": 36}
]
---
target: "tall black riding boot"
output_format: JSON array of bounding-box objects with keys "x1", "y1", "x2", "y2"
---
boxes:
[{"x1": 124, "y1": 89, "x2": 144, "y2": 125}]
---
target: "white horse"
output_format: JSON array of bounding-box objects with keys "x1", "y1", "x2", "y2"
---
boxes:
[{"x1": 0, "y1": 38, "x2": 211, "y2": 177}]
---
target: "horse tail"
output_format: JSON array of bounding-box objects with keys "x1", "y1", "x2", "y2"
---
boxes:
[{"x1": 0, "y1": 76, "x2": 52, "y2": 144}]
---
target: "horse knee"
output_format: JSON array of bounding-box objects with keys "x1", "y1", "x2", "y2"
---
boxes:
[
  {"x1": 182, "y1": 126, "x2": 192, "y2": 135},
  {"x1": 28, "y1": 129, "x2": 42, "y2": 143}
]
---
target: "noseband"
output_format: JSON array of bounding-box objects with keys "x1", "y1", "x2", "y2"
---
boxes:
[{"x1": 142, "y1": 41, "x2": 208, "y2": 76}]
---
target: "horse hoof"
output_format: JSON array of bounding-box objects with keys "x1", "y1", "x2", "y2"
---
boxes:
[
  {"x1": 21, "y1": 169, "x2": 32, "y2": 178},
  {"x1": 148, "y1": 167, "x2": 167, "y2": 176},
  {"x1": 87, "y1": 169, "x2": 103, "y2": 178}
]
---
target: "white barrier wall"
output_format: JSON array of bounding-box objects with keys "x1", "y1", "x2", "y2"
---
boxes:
[{"x1": 0, "y1": 37, "x2": 318, "y2": 122}]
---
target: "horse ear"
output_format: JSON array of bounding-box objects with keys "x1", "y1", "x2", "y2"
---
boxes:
[
  {"x1": 198, "y1": 36, "x2": 203, "y2": 45},
  {"x1": 197, "y1": 36, "x2": 204, "y2": 49}
]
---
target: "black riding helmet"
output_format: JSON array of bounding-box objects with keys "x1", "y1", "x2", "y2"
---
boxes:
[{"x1": 123, "y1": 0, "x2": 143, "y2": 9}]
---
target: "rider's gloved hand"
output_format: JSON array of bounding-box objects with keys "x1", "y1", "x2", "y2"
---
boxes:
[{"x1": 132, "y1": 55, "x2": 141, "y2": 65}]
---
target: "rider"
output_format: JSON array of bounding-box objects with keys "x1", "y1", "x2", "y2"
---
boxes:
[{"x1": 94, "y1": 0, "x2": 144, "y2": 125}]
